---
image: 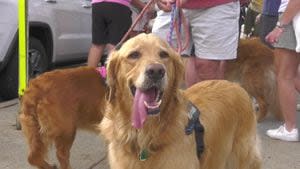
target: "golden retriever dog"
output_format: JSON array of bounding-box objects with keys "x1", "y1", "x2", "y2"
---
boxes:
[
  {"x1": 19, "y1": 66, "x2": 106, "y2": 169},
  {"x1": 100, "y1": 33, "x2": 261, "y2": 169},
  {"x1": 225, "y1": 38, "x2": 281, "y2": 121}
]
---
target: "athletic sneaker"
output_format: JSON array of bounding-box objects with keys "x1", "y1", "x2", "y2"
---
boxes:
[{"x1": 266, "y1": 124, "x2": 299, "y2": 142}]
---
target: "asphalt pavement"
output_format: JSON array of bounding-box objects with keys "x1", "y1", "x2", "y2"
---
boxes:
[{"x1": 0, "y1": 98, "x2": 299, "y2": 169}]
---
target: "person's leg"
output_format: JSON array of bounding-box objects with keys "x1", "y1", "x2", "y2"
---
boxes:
[
  {"x1": 266, "y1": 13, "x2": 299, "y2": 141},
  {"x1": 294, "y1": 64, "x2": 300, "y2": 92},
  {"x1": 184, "y1": 2, "x2": 239, "y2": 87},
  {"x1": 194, "y1": 59, "x2": 222, "y2": 81},
  {"x1": 185, "y1": 57, "x2": 197, "y2": 87},
  {"x1": 274, "y1": 48, "x2": 300, "y2": 131},
  {"x1": 88, "y1": 2, "x2": 107, "y2": 67},
  {"x1": 87, "y1": 44, "x2": 105, "y2": 67},
  {"x1": 185, "y1": 57, "x2": 223, "y2": 87},
  {"x1": 219, "y1": 60, "x2": 227, "y2": 79}
]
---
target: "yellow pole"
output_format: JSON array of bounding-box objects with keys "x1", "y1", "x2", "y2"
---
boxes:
[{"x1": 18, "y1": 0, "x2": 28, "y2": 96}]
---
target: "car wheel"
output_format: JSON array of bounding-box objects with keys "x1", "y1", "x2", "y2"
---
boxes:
[
  {"x1": 0, "y1": 37, "x2": 48, "y2": 100},
  {"x1": 28, "y1": 37, "x2": 48, "y2": 79}
]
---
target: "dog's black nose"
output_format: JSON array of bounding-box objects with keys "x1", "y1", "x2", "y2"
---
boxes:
[{"x1": 145, "y1": 64, "x2": 165, "y2": 80}]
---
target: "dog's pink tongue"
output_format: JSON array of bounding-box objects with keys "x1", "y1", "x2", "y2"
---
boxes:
[
  {"x1": 132, "y1": 88, "x2": 156, "y2": 129},
  {"x1": 132, "y1": 89, "x2": 147, "y2": 129}
]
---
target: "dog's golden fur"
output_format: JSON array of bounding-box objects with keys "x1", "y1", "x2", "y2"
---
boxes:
[
  {"x1": 100, "y1": 33, "x2": 261, "y2": 169},
  {"x1": 20, "y1": 66, "x2": 106, "y2": 169},
  {"x1": 225, "y1": 38, "x2": 281, "y2": 121}
]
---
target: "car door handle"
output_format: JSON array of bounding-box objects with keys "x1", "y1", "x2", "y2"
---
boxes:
[{"x1": 45, "y1": 0, "x2": 57, "y2": 3}]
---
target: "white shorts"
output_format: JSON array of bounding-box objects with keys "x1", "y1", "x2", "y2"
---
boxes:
[
  {"x1": 293, "y1": 12, "x2": 300, "y2": 53},
  {"x1": 183, "y1": 1, "x2": 240, "y2": 60}
]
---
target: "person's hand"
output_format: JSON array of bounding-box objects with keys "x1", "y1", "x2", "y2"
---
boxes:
[
  {"x1": 156, "y1": 0, "x2": 174, "y2": 12},
  {"x1": 265, "y1": 27, "x2": 284, "y2": 44},
  {"x1": 155, "y1": 0, "x2": 188, "y2": 12},
  {"x1": 255, "y1": 14, "x2": 261, "y2": 24},
  {"x1": 146, "y1": 8, "x2": 156, "y2": 20}
]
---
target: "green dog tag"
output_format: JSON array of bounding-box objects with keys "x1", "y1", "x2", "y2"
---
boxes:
[{"x1": 139, "y1": 149, "x2": 149, "y2": 161}]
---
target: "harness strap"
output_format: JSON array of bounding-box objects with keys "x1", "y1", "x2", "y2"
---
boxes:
[{"x1": 185, "y1": 102, "x2": 205, "y2": 158}]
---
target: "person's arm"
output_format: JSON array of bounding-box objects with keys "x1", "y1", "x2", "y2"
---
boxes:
[
  {"x1": 265, "y1": 0, "x2": 300, "y2": 44},
  {"x1": 278, "y1": 0, "x2": 300, "y2": 26}
]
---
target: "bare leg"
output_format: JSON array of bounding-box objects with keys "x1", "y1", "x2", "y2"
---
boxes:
[
  {"x1": 185, "y1": 57, "x2": 198, "y2": 87},
  {"x1": 218, "y1": 60, "x2": 227, "y2": 79},
  {"x1": 87, "y1": 44, "x2": 105, "y2": 67},
  {"x1": 106, "y1": 44, "x2": 115, "y2": 53},
  {"x1": 274, "y1": 48, "x2": 299, "y2": 131},
  {"x1": 185, "y1": 57, "x2": 224, "y2": 87},
  {"x1": 294, "y1": 62, "x2": 300, "y2": 92}
]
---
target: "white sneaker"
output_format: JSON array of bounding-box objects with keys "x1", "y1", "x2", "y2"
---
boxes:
[{"x1": 266, "y1": 124, "x2": 299, "y2": 142}]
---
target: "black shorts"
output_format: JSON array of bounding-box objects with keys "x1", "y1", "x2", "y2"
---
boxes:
[{"x1": 92, "y1": 2, "x2": 132, "y2": 45}]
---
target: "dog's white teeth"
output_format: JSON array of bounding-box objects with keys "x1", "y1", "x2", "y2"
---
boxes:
[
  {"x1": 144, "y1": 100, "x2": 162, "y2": 109},
  {"x1": 156, "y1": 92, "x2": 160, "y2": 101},
  {"x1": 156, "y1": 99, "x2": 162, "y2": 107}
]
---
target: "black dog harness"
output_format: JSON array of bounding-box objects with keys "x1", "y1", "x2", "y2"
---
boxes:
[{"x1": 185, "y1": 102, "x2": 205, "y2": 158}]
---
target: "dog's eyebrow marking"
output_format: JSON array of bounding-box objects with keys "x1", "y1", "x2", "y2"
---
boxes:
[{"x1": 128, "y1": 51, "x2": 141, "y2": 59}]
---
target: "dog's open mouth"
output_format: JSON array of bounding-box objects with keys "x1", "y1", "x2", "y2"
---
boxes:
[{"x1": 131, "y1": 86, "x2": 163, "y2": 129}]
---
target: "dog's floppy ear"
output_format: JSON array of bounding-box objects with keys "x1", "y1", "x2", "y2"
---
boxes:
[
  {"x1": 106, "y1": 50, "x2": 120, "y2": 102},
  {"x1": 171, "y1": 50, "x2": 185, "y2": 88}
]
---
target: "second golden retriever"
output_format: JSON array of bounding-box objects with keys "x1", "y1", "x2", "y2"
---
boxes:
[
  {"x1": 226, "y1": 38, "x2": 281, "y2": 121},
  {"x1": 182, "y1": 38, "x2": 282, "y2": 121},
  {"x1": 20, "y1": 66, "x2": 106, "y2": 169},
  {"x1": 100, "y1": 33, "x2": 261, "y2": 169}
]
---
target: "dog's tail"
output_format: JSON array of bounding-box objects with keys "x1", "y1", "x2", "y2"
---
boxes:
[{"x1": 19, "y1": 85, "x2": 49, "y2": 167}]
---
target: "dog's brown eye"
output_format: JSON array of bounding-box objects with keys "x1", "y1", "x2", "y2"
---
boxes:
[
  {"x1": 128, "y1": 51, "x2": 141, "y2": 59},
  {"x1": 159, "y1": 51, "x2": 169, "y2": 59}
]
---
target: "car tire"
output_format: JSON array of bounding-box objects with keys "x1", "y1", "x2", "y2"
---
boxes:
[
  {"x1": 0, "y1": 37, "x2": 48, "y2": 100},
  {"x1": 28, "y1": 37, "x2": 48, "y2": 79}
]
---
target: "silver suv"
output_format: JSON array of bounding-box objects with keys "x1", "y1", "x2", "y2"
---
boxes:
[{"x1": 0, "y1": 0, "x2": 92, "y2": 100}]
